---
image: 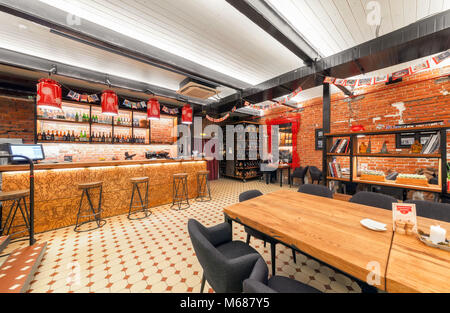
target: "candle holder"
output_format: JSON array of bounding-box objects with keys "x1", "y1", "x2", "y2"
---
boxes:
[{"x1": 417, "y1": 230, "x2": 450, "y2": 251}]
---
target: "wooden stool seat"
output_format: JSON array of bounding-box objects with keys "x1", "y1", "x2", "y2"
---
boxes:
[
  {"x1": 130, "y1": 177, "x2": 149, "y2": 183},
  {"x1": 198, "y1": 170, "x2": 210, "y2": 175},
  {"x1": 173, "y1": 173, "x2": 188, "y2": 178},
  {"x1": 0, "y1": 190, "x2": 29, "y2": 201},
  {"x1": 78, "y1": 181, "x2": 103, "y2": 189}
]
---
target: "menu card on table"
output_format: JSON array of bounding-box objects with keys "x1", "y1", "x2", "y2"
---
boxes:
[{"x1": 392, "y1": 203, "x2": 417, "y2": 233}]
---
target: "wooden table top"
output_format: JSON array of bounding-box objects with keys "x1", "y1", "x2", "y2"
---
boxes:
[
  {"x1": 386, "y1": 217, "x2": 450, "y2": 293},
  {"x1": 223, "y1": 190, "x2": 394, "y2": 290},
  {"x1": 0, "y1": 158, "x2": 206, "y2": 172}
]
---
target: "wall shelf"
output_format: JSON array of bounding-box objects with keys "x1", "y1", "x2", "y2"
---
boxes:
[{"x1": 324, "y1": 124, "x2": 449, "y2": 196}]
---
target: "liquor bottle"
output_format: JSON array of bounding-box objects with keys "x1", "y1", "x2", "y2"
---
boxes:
[
  {"x1": 51, "y1": 130, "x2": 55, "y2": 141},
  {"x1": 71, "y1": 130, "x2": 75, "y2": 142}
]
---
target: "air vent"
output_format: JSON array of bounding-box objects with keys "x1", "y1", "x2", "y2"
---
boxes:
[{"x1": 177, "y1": 79, "x2": 218, "y2": 99}]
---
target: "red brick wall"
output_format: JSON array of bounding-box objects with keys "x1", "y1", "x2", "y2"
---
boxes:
[
  {"x1": 0, "y1": 96, "x2": 35, "y2": 143},
  {"x1": 260, "y1": 66, "x2": 450, "y2": 173}
]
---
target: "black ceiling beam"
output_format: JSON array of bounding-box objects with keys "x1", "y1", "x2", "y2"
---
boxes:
[
  {"x1": 214, "y1": 9, "x2": 450, "y2": 113},
  {"x1": 0, "y1": 0, "x2": 250, "y2": 91},
  {"x1": 0, "y1": 47, "x2": 209, "y2": 109},
  {"x1": 226, "y1": 0, "x2": 319, "y2": 65},
  {"x1": 334, "y1": 85, "x2": 353, "y2": 97}
]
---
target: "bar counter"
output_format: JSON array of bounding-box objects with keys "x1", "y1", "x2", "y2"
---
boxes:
[{"x1": 0, "y1": 159, "x2": 207, "y2": 233}]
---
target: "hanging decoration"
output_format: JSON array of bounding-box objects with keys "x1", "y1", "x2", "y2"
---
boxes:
[
  {"x1": 147, "y1": 98, "x2": 160, "y2": 120},
  {"x1": 323, "y1": 51, "x2": 450, "y2": 89},
  {"x1": 67, "y1": 90, "x2": 99, "y2": 103},
  {"x1": 101, "y1": 89, "x2": 119, "y2": 116},
  {"x1": 122, "y1": 99, "x2": 147, "y2": 109},
  {"x1": 410, "y1": 60, "x2": 430, "y2": 74},
  {"x1": 206, "y1": 113, "x2": 230, "y2": 123},
  {"x1": 161, "y1": 105, "x2": 179, "y2": 115},
  {"x1": 181, "y1": 104, "x2": 193, "y2": 124},
  {"x1": 37, "y1": 78, "x2": 62, "y2": 110},
  {"x1": 432, "y1": 50, "x2": 450, "y2": 64}
]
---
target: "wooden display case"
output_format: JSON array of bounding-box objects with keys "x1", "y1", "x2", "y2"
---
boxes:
[{"x1": 324, "y1": 125, "x2": 449, "y2": 196}]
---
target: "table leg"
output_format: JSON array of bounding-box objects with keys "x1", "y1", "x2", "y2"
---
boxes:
[
  {"x1": 288, "y1": 168, "x2": 291, "y2": 188},
  {"x1": 279, "y1": 169, "x2": 282, "y2": 187}
]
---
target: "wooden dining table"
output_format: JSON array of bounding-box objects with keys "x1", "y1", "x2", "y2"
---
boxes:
[
  {"x1": 223, "y1": 190, "x2": 450, "y2": 293},
  {"x1": 386, "y1": 217, "x2": 450, "y2": 293},
  {"x1": 224, "y1": 190, "x2": 394, "y2": 291}
]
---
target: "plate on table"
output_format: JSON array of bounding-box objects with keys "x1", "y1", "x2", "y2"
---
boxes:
[{"x1": 360, "y1": 218, "x2": 387, "y2": 232}]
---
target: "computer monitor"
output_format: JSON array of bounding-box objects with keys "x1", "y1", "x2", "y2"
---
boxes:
[{"x1": 8, "y1": 144, "x2": 45, "y2": 163}]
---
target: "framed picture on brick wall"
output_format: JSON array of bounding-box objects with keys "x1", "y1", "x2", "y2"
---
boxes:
[{"x1": 315, "y1": 128, "x2": 324, "y2": 150}]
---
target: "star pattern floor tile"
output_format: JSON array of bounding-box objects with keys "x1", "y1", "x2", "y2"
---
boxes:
[{"x1": 1, "y1": 178, "x2": 361, "y2": 293}]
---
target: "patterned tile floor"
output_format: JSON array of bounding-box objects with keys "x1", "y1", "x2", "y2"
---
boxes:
[{"x1": 1, "y1": 178, "x2": 361, "y2": 293}]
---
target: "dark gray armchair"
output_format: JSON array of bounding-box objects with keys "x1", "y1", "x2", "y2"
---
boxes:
[
  {"x1": 291, "y1": 166, "x2": 309, "y2": 185},
  {"x1": 308, "y1": 166, "x2": 323, "y2": 184},
  {"x1": 243, "y1": 257, "x2": 321, "y2": 293},
  {"x1": 405, "y1": 200, "x2": 450, "y2": 222},
  {"x1": 298, "y1": 184, "x2": 333, "y2": 198},
  {"x1": 239, "y1": 190, "x2": 297, "y2": 276},
  {"x1": 188, "y1": 219, "x2": 260, "y2": 293},
  {"x1": 349, "y1": 191, "x2": 397, "y2": 210}
]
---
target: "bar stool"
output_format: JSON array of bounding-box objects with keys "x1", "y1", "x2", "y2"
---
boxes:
[
  {"x1": 0, "y1": 190, "x2": 31, "y2": 238},
  {"x1": 171, "y1": 173, "x2": 189, "y2": 210},
  {"x1": 74, "y1": 181, "x2": 106, "y2": 232},
  {"x1": 128, "y1": 177, "x2": 151, "y2": 220},
  {"x1": 196, "y1": 171, "x2": 211, "y2": 202}
]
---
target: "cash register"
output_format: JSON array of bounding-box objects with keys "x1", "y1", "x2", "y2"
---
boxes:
[{"x1": 6, "y1": 144, "x2": 45, "y2": 164}]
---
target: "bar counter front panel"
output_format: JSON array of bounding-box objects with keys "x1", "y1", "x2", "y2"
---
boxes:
[{"x1": 0, "y1": 159, "x2": 206, "y2": 234}]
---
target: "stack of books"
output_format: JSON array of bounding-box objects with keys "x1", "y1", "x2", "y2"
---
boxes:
[
  {"x1": 329, "y1": 138, "x2": 350, "y2": 154},
  {"x1": 328, "y1": 162, "x2": 343, "y2": 178},
  {"x1": 421, "y1": 134, "x2": 440, "y2": 154}
]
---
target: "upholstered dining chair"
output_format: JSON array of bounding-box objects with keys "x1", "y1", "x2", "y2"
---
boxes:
[
  {"x1": 308, "y1": 166, "x2": 323, "y2": 184},
  {"x1": 187, "y1": 219, "x2": 260, "y2": 293},
  {"x1": 349, "y1": 191, "x2": 397, "y2": 210},
  {"x1": 239, "y1": 190, "x2": 297, "y2": 276},
  {"x1": 243, "y1": 257, "x2": 321, "y2": 293},
  {"x1": 298, "y1": 184, "x2": 333, "y2": 198},
  {"x1": 405, "y1": 200, "x2": 450, "y2": 222},
  {"x1": 290, "y1": 166, "x2": 309, "y2": 186}
]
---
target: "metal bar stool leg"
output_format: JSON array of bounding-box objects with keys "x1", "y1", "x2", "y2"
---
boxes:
[
  {"x1": 74, "y1": 183, "x2": 106, "y2": 233},
  {"x1": 128, "y1": 177, "x2": 151, "y2": 220},
  {"x1": 171, "y1": 174, "x2": 190, "y2": 210}
]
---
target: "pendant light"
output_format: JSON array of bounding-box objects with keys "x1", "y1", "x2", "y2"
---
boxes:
[
  {"x1": 36, "y1": 78, "x2": 62, "y2": 110},
  {"x1": 101, "y1": 89, "x2": 118, "y2": 116},
  {"x1": 182, "y1": 104, "x2": 193, "y2": 124},
  {"x1": 147, "y1": 98, "x2": 160, "y2": 120}
]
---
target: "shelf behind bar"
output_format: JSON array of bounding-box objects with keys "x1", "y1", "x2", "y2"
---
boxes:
[{"x1": 37, "y1": 118, "x2": 90, "y2": 125}]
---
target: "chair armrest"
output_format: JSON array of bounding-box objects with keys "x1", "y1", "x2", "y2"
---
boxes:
[
  {"x1": 207, "y1": 222, "x2": 232, "y2": 247},
  {"x1": 226, "y1": 253, "x2": 260, "y2": 283},
  {"x1": 243, "y1": 279, "x2": 277, "y2": 293}
]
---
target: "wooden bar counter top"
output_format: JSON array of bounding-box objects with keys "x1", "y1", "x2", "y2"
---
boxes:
[{"x1": 0, "y1": 159, "x2": 207, "y2": 233}]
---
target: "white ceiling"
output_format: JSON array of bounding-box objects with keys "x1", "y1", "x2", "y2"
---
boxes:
[
  {"x1": 268, "y1": 0, "x2": 450, "y2": 57},
  {"x1": 38, "y1": 0, "x2": 304, "y2": 86},
  {"x1": 0, "y1": 11, "x2": 239, "y2": 99}
]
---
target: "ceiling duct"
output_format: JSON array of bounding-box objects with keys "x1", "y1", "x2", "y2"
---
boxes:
[{"x1": 177, "y1": 78, "x2": 218, "y2": 99}]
